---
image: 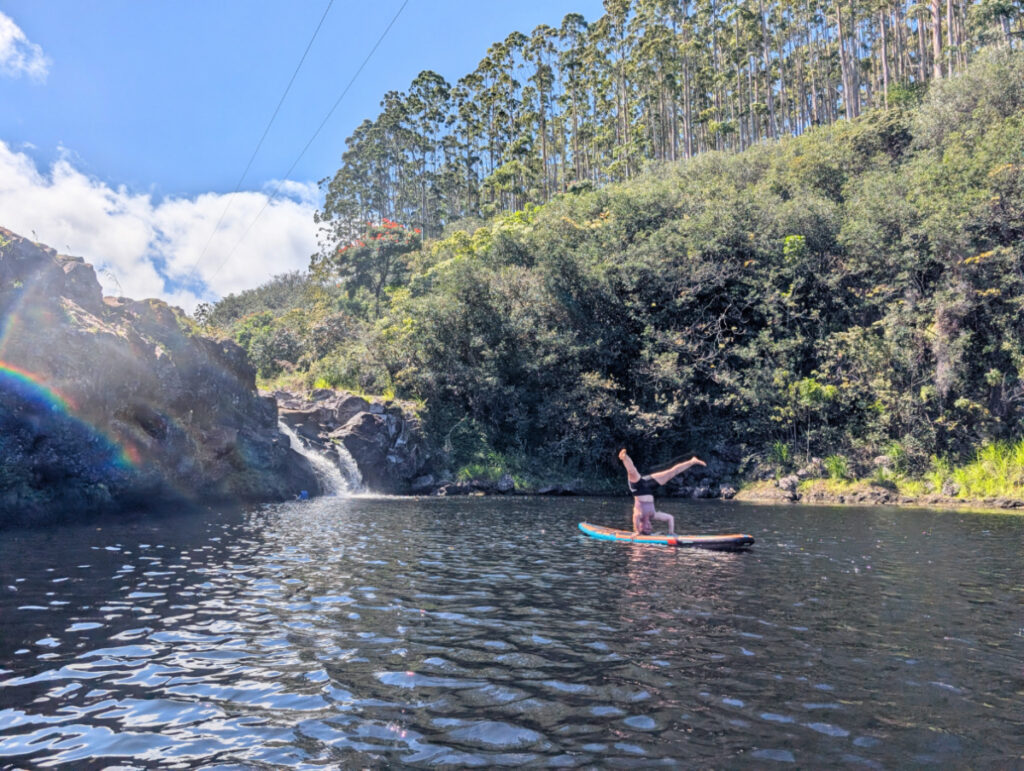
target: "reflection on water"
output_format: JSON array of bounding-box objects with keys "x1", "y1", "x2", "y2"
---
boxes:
[{"x1": 0, "y1": 497, "x2": 1021, "y2": 767}]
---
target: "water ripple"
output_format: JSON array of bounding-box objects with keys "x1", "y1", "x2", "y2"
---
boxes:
[{"x1": 0, "y1": 497, "x2": 1021, "y2": 767}]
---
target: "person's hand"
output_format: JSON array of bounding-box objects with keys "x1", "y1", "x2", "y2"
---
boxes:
[
  {"x1": 693, "y1": 457, "x2": 706, "y2": 467},
  {"x1": 618, "y1": 448, "x2": 628, "y2": 461}
]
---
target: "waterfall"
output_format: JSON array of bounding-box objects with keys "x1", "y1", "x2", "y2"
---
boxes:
[
  {"x1": 332, "y1": 437, "x2": 364, "y2": 491},
  {"x1": 278, "y1": 420, "x2": 361, "y2": 496}
]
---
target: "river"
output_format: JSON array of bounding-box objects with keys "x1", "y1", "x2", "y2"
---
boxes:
[{"x1": 0, "y1": 497, "x2": 1021, "y2": 767}]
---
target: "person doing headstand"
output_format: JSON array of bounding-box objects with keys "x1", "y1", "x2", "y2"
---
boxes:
[{"x1": 618, "y1": 448, "x2": 706, "y2": 535}]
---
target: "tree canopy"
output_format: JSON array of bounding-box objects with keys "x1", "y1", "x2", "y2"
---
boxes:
[{"x1": 317, "y1": 0, "x2": 1024, "y2": 250}]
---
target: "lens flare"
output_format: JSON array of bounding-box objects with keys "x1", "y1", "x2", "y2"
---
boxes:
[{"x1": 0, "y1": 359, "x2": 137, "y2": 470}]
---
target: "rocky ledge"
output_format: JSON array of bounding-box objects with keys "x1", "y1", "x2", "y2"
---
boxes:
[
  {"x1": 272, "y1": 389, "x2": 435, "y2": 494},
  {"x1": 735, "y1": 478, "x2": 1024, "y2": 511},
  {"x1": 0, "y1": 227, "x2": 318, "y2": 527}
]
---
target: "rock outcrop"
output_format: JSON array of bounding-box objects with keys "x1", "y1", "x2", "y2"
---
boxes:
[
  {"x1": 0, "y1": 227, "x2": 318, "y2": 527},
  {"x1": 273, "y1": 389, "x2": 434, "y2": 493}
]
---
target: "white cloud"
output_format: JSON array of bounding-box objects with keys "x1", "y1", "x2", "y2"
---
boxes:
[
  {"x1": 0, "y1": 141, "x2": 320, "y2": 312},
  {"x1": 0, "y1": 12, "x2": 50, "y2": 81},
  {"x1": 266, "y1": 179, "x2": 321, "y2": 208}
]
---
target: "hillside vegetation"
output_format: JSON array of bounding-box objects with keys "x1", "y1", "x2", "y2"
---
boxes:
[
  {"x1": 201, "y1": 48, "x2": 1024, "y2": 492},
  {"x1": 317, "y1": 0, "x2": 1022, "y2": 239}
]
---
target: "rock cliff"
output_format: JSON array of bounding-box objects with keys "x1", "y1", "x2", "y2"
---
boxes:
[
  {"x1": 0, "y1": 227, "x2": 318, "y2": 527},
  {"x1": 274, "y1": 389, "x2": 434, "y2": 493}
]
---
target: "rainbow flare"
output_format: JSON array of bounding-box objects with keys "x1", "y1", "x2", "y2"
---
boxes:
[
  {"x1": 0, "y1": 359, "x2": 138, "y2": 470},
  {"x1": 1, "y1": 273, "x2": 140, "y2": 470},
  {"x1": 0, "y1": 359, "x2": 77, "y2": 412}
]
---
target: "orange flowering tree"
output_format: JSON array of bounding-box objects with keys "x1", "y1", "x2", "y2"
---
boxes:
[{"x1": 313, "y1": 219, "x2": 421, "y2": 317}]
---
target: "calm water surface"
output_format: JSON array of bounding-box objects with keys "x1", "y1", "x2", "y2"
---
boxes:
[{"x1": 0, "y1": 497, "x2": 1021, "y2": 768}]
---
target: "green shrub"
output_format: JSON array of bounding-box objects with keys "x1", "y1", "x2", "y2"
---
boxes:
[
  {"x1": 824, "y1": 455, "x2": 849, "y2": 480},
  {"x1": 950, "y1": 439, "x2": 1024, "y2": 499},
  {"x1": 770, "y1": 440, "x2": 792, "y2": 470}
]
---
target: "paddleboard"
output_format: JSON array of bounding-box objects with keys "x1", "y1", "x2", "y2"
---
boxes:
[{"x1": 578, "y1": 522, "x2": 754, "y2": 551}]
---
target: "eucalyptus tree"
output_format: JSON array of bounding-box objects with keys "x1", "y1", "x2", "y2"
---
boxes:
[
  {"x1": 404, "y1": 70, "x2": 451, "y2": 235},
  {"x1": 558, "y1": 13, "x2": 592, "y2": 182},
  {"x1": 316, "y1": 0, "x2": 1024, "y2": 240},
  {"x1": 631, "y1": 0, "x2": 687, "y2": 160},
  {"x1": 525, "y1": 24, "x2": 560, "y2": 197},
  {"x1": 591, "y1": 0, "x2": 640, "y2": 180},
  {"x1": 450, "y1": 72, "x2": 485, "y2": 217}
]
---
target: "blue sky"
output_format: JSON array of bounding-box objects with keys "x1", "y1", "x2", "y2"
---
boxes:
[{"x1": 0, "y1": 0, "x2": 604, "y2": 309}]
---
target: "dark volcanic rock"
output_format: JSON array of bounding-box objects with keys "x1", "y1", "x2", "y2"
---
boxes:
[
  {"x1": 274, "y1": 388, "x2": 434, "y2": 494},
  {"x1": 0, "y1": 227, "x2": 318, "y2": 527},
  {"x1": 538, "y1": 480, "x2": 582, "y2": 496}
]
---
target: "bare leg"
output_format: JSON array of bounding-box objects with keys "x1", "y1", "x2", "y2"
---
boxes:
[{"x1": 652, "y1": 510, "x2": 675, "y2": 535}]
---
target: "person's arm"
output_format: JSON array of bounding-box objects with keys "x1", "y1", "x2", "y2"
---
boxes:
[{"x1": 650, "y1": 457, "x2": 706, "y2": 486}]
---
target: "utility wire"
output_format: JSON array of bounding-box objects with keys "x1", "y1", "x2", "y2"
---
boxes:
[
  {"x1": 203, "y1": 0, "x2": 410, "y2": 286},
  {"x1": 184, "y1": 0, "x2": 335, "y2": 286}
]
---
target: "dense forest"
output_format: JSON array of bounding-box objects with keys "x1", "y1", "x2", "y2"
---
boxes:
[
  {"x1": 200, "y1": 5, "x2": 1024, "y2": 489},
  {"x1": 317, "y1": 0, "x2": 1024, "y2": 242}
]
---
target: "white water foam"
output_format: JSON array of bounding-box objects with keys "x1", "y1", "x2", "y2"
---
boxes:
[
  {"x1": 278, "y1": 420, "x2": 361, "y2": 496},
  {"x1": 332, "y1": 438, "x2": 364, "y2": 492}
]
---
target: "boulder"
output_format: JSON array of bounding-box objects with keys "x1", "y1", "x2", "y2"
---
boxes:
[
  {"x1": 796, "y1": 458, "x2": 824, "y2": 479},
  {"x1": 777, "y1": 474, "x2": 800, "y2": 494},
  {"x1": 59, "y1": 257, "x2": 105, "y2": 315},
  {"x1": 734, "y1": 481, "x2": 801, "y2": 503},
  {"x1": 872, "y1": 455, "x2": 892, "y2": 470},
  {"x1": 495, "y1": 473, "x2": 515, "y2": 493},
  {"x1": 437, "y1": 482, "x2": 473, "y2": 496},
  {"x1": 275, "y1": 389, "x2": 371, "y2": 432},
  {"x1": 538, "y1": 480, "x2": 581, "y2": 495},
  {"x1": 409, "y1": 474, "x2": 437, "y2": 494}
]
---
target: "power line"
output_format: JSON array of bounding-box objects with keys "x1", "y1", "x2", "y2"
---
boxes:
[
  {"x1": 203, "y1": 0, "x2": 411, "y2": 287},
  {"x1": 184, "y1": 0, "x2": 335, "y2": 285}
]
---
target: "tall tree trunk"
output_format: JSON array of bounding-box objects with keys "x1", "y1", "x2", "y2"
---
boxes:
[
  {"x1": 572, "y1": 90, "x2": 581, "y2": 182},
  {"x1": 848, "y1": 0, "x2": 860, "y2": 116},
  {"x1": 931, "y1": 0, "x2": 943, "y2": 79},
  {"x1": 945, "y1": 0, "x2": 954, "y2": 73},
  {"x1": 809, "y1": 25, "x2": 820, "y2": 125},
  {"x1": 879, "y1": 10, "x2": 890, "y2": 106},
  {"x1": 837, "y1": 2, "x2": 853, "y2": 120},
  {"x1": 893, "y1": 6, "x2": 906, "y2": 83},
  {"x1": 917, "y1": 11, "x2": 928, "y2": 81},
  {"x1": 779, "y1": 48, "x2": 793, "y2": 135},
  {"x1": 957, "y1": 0, "x2": 967, "y2": 68},
  {"x1": 748, "y1": 53, "x2": 757, "y2": 143},
  {"x1": 796, "y1": 43, "x2": 808, "y2": 131},
  {"x1": 682, "y1": 53, "x2": 693, "y2": 158},
  {"x1": 759, "y1": 0, "x2": 778, "y2": 139}
]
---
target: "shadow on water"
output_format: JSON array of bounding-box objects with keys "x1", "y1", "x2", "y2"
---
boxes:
[{"x1": 0, "y1": 496, "x2": 1021, "y2": 767}]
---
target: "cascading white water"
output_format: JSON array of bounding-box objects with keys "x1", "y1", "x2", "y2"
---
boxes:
[
  {"x1": 278, "y1": 420, "x2": 361, "y2": 496},
  {"x1": 332, "y1": 438, "x2": 364, "y2": 492}
]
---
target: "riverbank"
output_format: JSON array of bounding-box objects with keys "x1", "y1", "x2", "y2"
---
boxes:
[{"x1": 735, "y1": 478, "x2": 1024, "y2": 514}]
